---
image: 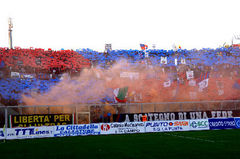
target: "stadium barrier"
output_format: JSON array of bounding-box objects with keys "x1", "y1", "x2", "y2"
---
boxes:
[
  {"x1": 0, "y1": 118, "x2": 240, "y2": 140},
  {"x1": 0, "y1": 100, "x2": 240, "y2": 129}
]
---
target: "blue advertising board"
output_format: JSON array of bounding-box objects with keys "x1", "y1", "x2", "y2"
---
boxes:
[
  {"x1": 208, "y1": 118, "x2": 236, "y2": 130},
  {"x1": 234, "y1": 118, "x2": 240, "y2": 129},
  {"x1": 54, "y1": 124, "x2": 100, "y2": 137}
]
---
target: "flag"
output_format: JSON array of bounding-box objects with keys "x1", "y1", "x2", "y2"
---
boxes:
[
  {"x1": 161, "y1": 57, "x2": 167, "y2": 64},
  {"x1": 140, "y1": 44, "x2": 148, "y2": 50},
  {"x1": 186, "y1": 71, "x2": 194, "y2": 80},
  {"x1": 163, "y1": 80, "x2": 171, "y2": 87},
  {"x1": 113, "y1": 87, "x2": 128, "y2": 103},
  {"x1": 197, "y1": 72, "x2": 209, "y2": 83},
  {"x1": 198, "y1": 72, "x2": 209, "y2": 92},
  {"x1": 198, "y1": 79, "x2": 209, "y2": 92}
]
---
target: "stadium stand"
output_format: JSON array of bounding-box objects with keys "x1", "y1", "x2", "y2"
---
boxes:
[
  {"x1": 0, "y1": 47, "x2": 91, "y2": 105},
  {"x1": 0, "y1": 46, "x2": 240, "y2": 106}
]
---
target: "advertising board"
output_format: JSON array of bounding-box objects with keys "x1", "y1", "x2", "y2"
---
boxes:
[
  {"x1": 0, "y1": 128, "x2": 4, "y2": 140},
  {"x1": 100, "y1": 122, "x2": 145, "y2": 135},
  {"x1": 145, "y1": 120, "x2": 190, "y2": 133},
  {"x1": 208, "y1": 118, "x2": 236, "y2": 130},
  {"x1": 234, "y1": 118, "x2": 240, "y2": 129},
  {"x1": 10, "y1": 114, "x2": 73, "y2": 127},
  {"x1": 6, "y1": 126, "x2": 54, "y2": 140},
  {"x1": 54, "y1": 124, "x2": 100, "y2": 137},
  {"x1": 189, "y1": 119, "x2": 209, "y2": 131}
]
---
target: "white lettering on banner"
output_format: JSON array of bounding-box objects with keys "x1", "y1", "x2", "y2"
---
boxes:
[
  {"x1": 6, "y1": 126, "x2": 54, "y2": 140},
  {"x1": 145, "y1": 120, "x2": 190, "y2": 132},
  {"x1": 211, "y1": 111, "x2": 232, "y2": 118},
  {"x1": 189, "y1": 119, "x2": 209, "y2": 131},
  {"x1": 54, "y1": 124, "x2": 100, "y2": 137},
  {"x1": 100, "y1": 122, "x2": 145, "y2": 135}
]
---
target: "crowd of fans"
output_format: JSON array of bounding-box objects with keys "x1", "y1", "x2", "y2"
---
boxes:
[{"x1": 0, "y1": 46, "x2": 240, "y2": 106}]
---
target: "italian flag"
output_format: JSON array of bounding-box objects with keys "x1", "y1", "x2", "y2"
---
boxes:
[{"x1": 113, "y1": 87, "x2": 128, "y2": 103}]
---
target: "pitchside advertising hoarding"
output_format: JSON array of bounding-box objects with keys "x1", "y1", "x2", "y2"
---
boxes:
[
  {"x1": 145, "y1": 120, "x2": 190, "y2": 132},
  {"x1": 6, "y1": 126, "x2": 54, "y2": 140},
  {"x1": 189, "y1": 119, "x2": 209, "y2": 131},
  {"x1": 10, "y1": 114, "x2": 74, "y2": 127},
  {"x1": 100, "y1": 122, "x2": 145, "y2": 135},
  {"x1": 208, "y1": 118, "x2": 236, "y2": 130},
  {"x1": 0, "y1": 128, "x2": 4, "y2": 140},
  {"x1": 1, "y1": 118, "x2": 240, "y2": 140},
  {"x1": 234, "y1": 118, "x2": 240, "y2": 129},
  {"x1": 113, "y1": 110, "x2": 239, "y2": 122},
  {"x1": 54, "y1": 124, "x2": 101, "y2": 137}
]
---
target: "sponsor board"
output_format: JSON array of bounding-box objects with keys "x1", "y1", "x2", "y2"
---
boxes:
[
  {"x1": 145, "y1": 120, "x2": 190, "y2": 132},
  {"x1": 189, "y1": 119, "x2": 209, "y2": 130},
  {"x1": 208, "y1": 118, "x2": 236, "y2": 130},
  {"x1": 0, "y1": 128, "x2": 4, "y2": 140},
  {"x1": 6, "y1": 126, "x2": 54, "y2": 140},
  {"x1": 100, "y1": 122, "x2": 145, "y2": 135},
  {"x1": 113, "y1": 110, "x2": 238, "y2": 122},
  {"x1": 10, "y1": 114, "x2": 73, "y2": 127},
  {"x1": 54, "y1": 124, "x2": 100, "y2": 137},
  {"x1": 234, "y1": 118, "x2": 240, "y2": 129}
]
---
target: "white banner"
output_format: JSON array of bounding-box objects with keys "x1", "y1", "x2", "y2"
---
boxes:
[
  {"x1": 120, "y1": 72, "x2": 139, "y2": 80},
  {"x1": 145, "y1": 120, "x2": 190, "y2": 132},
  {"x1": 189, "y1": 119, "x2": 209, "y2": 131},
  {"x1": 6, "y1": 126, "x2": 54, "y2": 140},
  {"x1": 100, "y1": 122, "x2": 145, "y2": 135},
  {"x1": 11, "y1": 72, "x2": 20, "y2": 78},
  {"x1": 53, "y1": 124, "x2": 100, "y2": 137}
]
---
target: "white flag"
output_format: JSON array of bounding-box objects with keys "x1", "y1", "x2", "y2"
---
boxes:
[
  {"x1": 175, "y1": 59, "x2": 178, "y2": 66},
  {"x1": 164, "y1": 80, "x2": 171, "y2": 87},
  {"x1": 181, "y1": 58, "x2": 186, "y2": 64},
  {"x1": 186, "y1": 71, "x2": 194, "y2": 80},
  {"x1": 161, "y1": 57, "x2": 167, "y2": 64},
  {"x1": 198, "y1": 79, "x2": 209, "y2": 92}
]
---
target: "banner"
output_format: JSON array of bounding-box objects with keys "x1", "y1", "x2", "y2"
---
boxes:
[
  {"x1": 120, "y1": 72, "x2": 139, "y2": 80},
  {"x1": 208, "y1": 118, "x2": 236, "y2": 130},
  {"x1": 20, "y1": 73, "x2": 35, "y2": 79},
  {"x1": 6, "y1": 126, "x2": 54, "y2": 140},
  {"x1": 100, "y1": 122, "x2": 145, "y2": 135},
  {"x1": 54, "y1": 124, "x2": 100, "y2": 137},
  {"x1": 189, "y1": 119, "x2": 209, "y2": 131},
  {"x1": 145, "y1": 120, "x2": 190, "y2": 132},
  {"x1": 10, "y1": 114, "x2": 73, "y2": 128},
  {"x1": 11, "y1": 72, "x2": 20, "y2": 78},
  {"x1": 113, "y1": 110, "x2": 239, "y2": 122},
  {"x1": 234, "y1": 118, "x2": 240, "y2": 129}
]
